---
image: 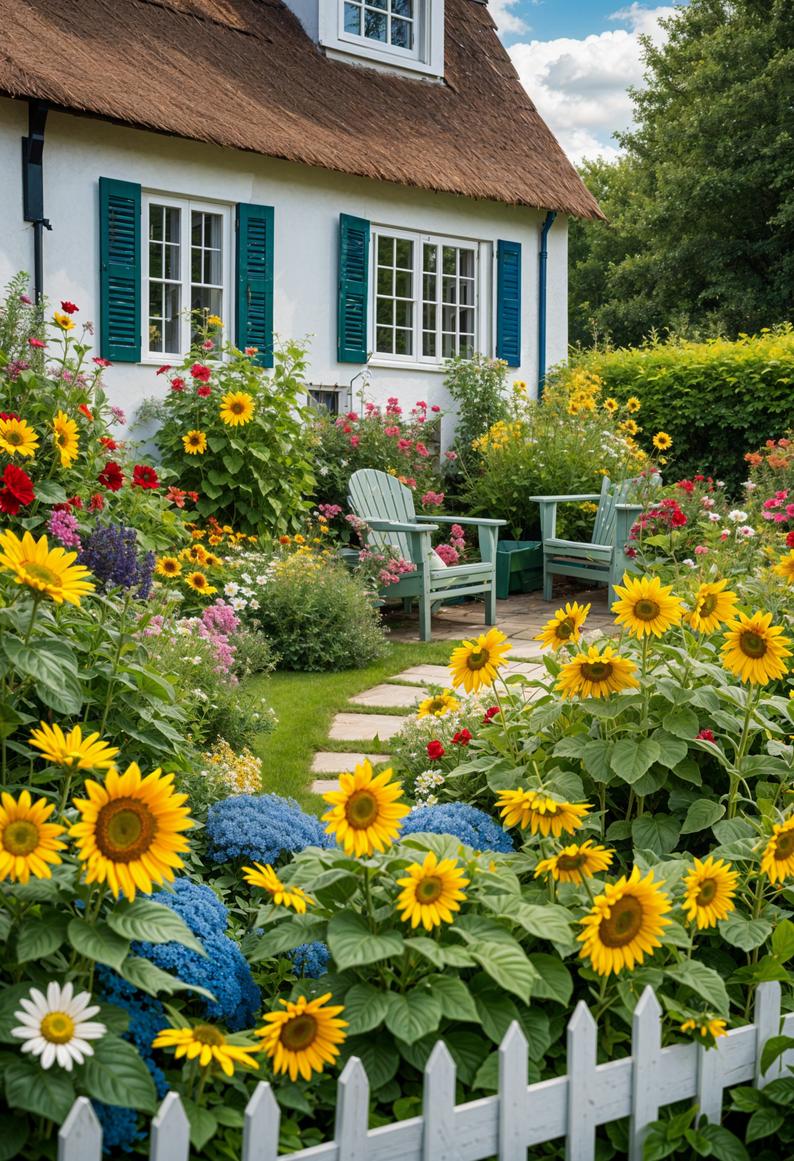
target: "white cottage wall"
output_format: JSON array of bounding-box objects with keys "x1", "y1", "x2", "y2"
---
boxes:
[{"x1": 0, "y1": 98, "x2": 568, "y2": 436}]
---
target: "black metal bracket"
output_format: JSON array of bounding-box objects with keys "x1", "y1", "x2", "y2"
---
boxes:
[{"x1": 22, "y1": 99, "x2": 51, "y2": 227}]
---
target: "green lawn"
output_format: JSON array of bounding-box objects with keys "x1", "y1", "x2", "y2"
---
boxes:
[{"x1": 247, "y1": 639, "x2": 457, "y2": 812}]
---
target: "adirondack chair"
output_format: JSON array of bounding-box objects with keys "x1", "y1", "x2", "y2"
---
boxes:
[
  {"x1": 348, "y1": 469, "x2": 506, "y2": 641},
  {"x1": 530, "y1": 476, "x2": 643, "y2": 605}
]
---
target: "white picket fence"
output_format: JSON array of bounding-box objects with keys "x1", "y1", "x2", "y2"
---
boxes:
[{"x1": 58, "y1": 981, "x2": 794, "y2": 1161}]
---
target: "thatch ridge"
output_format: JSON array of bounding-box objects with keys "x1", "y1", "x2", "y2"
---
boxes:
[{"x1": 0, "y1": 0, "x2": 603, "y2": 219}]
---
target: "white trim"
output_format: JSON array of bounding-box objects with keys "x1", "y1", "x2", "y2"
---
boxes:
[{"x1": 319, "y1": 0, "x2": 444, "y2": 77}]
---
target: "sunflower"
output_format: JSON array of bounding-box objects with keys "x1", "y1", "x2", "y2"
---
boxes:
[
  {"x1": 496, "y1": 788, "x2": 590, "y2": 837},
  {"x1": 53, "y1": 311, "x2": 75, "y2": 331},
  {"x1": 682, "y1": 856, "x2": 737, "y2": 929},
  {"x1": 395, "y1": 851, "x2": 469, "y2": 930},
  {"x1": 772, "y1": 550, "x2": 794, "y2": 585},
  {"x1": 556, "y1": 644, "x2": 639, "y2": 700},
  {"x1": 620, "y1": 418, "x2": 640, "y2": 437},
  {"x1": 449, "y1": 628, "x2": 511, "y2": 693},
  {"x1": 652, "y1": 431, "x2": 672, "y2": 451},
  {"x1": 52, "y1": 411, "x2": 79, "y2": 468},
  {"x1": 0, "y1": 416, "x2": 39, "y2": 458},
  {"x1": 322, "y1": 760, "x2": 409, "y2": 857},
  {"x1": 611, "y1": 574, "x2": 684, "y2": 638},
  {"x1": 183, "y1": 543, "x2": 208, "y2": 564},
  {"x1": 535, "y1": 601, "x2": 591, "y2": 651},
  {"x1": 155, "y1": 556, "x2": 182, "y2": 578},
  {"x1": 760, "y1": 817, "x2": 794, "y2": 884},
  {"x1": 257, "y1": 993, "x2": 347, "y2": 1081},
  {"x1": 603, "y1": 397, "x2": 619, "y2": 414},
  {"x1": 153, "y1": 1025, "x2": 259, "y2": 1077},
  {"x1": 721, "y1": 610, "x2": 791, "y2": 685},
  {"x1": 417, "y1": 690, "x2": 460, "y2": 718},
  {"x1": 688, "y1": 579, "x2": 739, "y2": 633},
  {"x1": 0, "y1": 790, "x2": 67, "y2": 884},
  {"x1": 182, "y1": 430, "x2": 207, "y2": 455},
  {"x1": 243, "y1": 862, "x2": 315, "y2": 913},
  {"x1": 186, "y1": 571, "x2": 217, "y2": 595},
  {"x1": 534, "y1": 840, "x2": 613, "y2": 884},
  {"x1": 0, "y1": 529, "x2": 95, "y2": 605},
  {"x1": 28, "y1": 723, "x2": 119, "y2": 771},
  {"x1": 578, "y1": 866, "x2": 671, "y2": 977},
  {"x1": 680, "y1": 1017, "x2": 727, "y2": 1042},
  {"x1": 70, "y1": 763, "x2": 192, "y2": 900},
  {"x1": 203, "y1": 552, "x2": 221, "y2": 568},
  {"x1": 626, "y1": 396, "x2": 641, "y2": 414},
  {"x1": 219, "y1": 391, "x2": 255, "y2": 426}
]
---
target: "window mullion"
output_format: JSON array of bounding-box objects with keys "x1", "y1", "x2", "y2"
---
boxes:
[{"x1": 181, "y1": 203, "x2": 191, "y2": 357}]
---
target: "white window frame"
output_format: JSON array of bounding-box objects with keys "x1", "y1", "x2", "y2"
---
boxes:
[
  {"x1": 319, "y1": 0, "x2": 444, "y2": 78},
  {"x1": 141, "y1": 192, "x2": 233, "y2": 364},
  {"x1": 369, "y1": 225, "x2": 490, "y2": 370}
]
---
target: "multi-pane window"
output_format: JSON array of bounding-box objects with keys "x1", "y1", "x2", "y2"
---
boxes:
[
  {"x1": 144, "y1": 196, "x2": 231, "y2": 358},
  {"x1": 374, "y1": 230, "x2": 479, "y2": 362},
  {"x1": 343, "y1": 0, "x2": 415, "y2": 51}
]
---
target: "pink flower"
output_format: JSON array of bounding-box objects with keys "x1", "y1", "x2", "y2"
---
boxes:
[
  {"x1": 415, "y1": 443, "x2": 429, "y2": 458},
  {"x1": 694, "y1": 545, "x2": 708, "y2": 555},
  {"x1": 93, "y1": 356, "x2": 112, "y2": 368},
  {"x1": 156, "y1": 364, "x2": 172, "y2": 375},
  {"x1": 421, "y1": 491, "x2": 445, "y2": 508},
  {"x1": 202, "y1": 340, "x2": 214, "y2": 351},
  {"x1": 434, "y1": 544, "x2": 459, "y2": 566},
  {"x1": 450, "y1": 524, "x2": 464, "y2": 540},
  {"x1": 350, "y1": 435, "x2": 360, "y2": 448},
  {"x1": 319, "y1": 504, "x2": 343, "y2": 519},
  {"x1": 28, "y1": 337, "x2": 46, "y2": 349},
  {"x1": 19, "y1": 293, "x2": 32, "y2": 305},
  {"x1": 416, "y1": 400, "x2": 427, "y2": 409},
  {"x1": 190, "y1": 363, "x2": 211, "y2": 382},
  {"x1": 384, "y1": 425, "x2": 400, "y2": 437},
  {"x1": 697, "y1": 729, "x2": 715, "y2": 743},
  {"x1": 720, "y1": 531, "x2": 729, "y2": 541},
  {"x1": 444, "y1": 450, "x2": 458, "y2": 462},
  {"x1": 785, "y1": 504, "x2": 794, "y2": 518},
  {"x1": 346, "y1": 411, "x2": 359, "y2": 422},
  {"x1": 431, "y1": 405, "x2": 441, "y2": 413},
  {"x1": 397, "y1": 439, "x2": 413, "y2": 453}
]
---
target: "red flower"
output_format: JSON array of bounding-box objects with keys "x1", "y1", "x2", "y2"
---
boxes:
[
  {"x1": 452, "y1": 729, "x2": 472, "y2": 746},
  {"x1": 98, "y1": 461, "x2": 124, "y2": 491},
  {"x1": 170, "y1": 377, "x2": 186, "y2": 392},
  {"x1": 93, "y1": 357, "x2": 112, "y2": 368},
  {"x1": 431, "y1": 405, "x2": 441, "y2": 413},
  {"x1": 190, "y1": 363, "x2": 211, "y2": 382},
  {"x1": 165, "y1": 486, "x2": 194, "y2": 508},
  {"x1": 697, "y1": 729, "x2": 715, "y2": 743},
  {"x1": 482, "y1": 706, "x2": 500, "y2": 724},
  {"x1": 89, "y1": 493, "x2": 105, "y2": 512},
  {"x1": 426, "y1": 740, "x2": 445, "y2": 761},
  {"x1": 156, "y1": 364, "x2": 172, "y2": 376},
  {"x1": 187, "y1": 491, "x2": 199, "y2": 502},
  {"x1": 671, "y1": 511, "x2": 688, "y2": 527},
  {"x1": 244, "y1": 347, "x2": 258, "y2": 356},
  {"x1": 69, "y1": 496, "x2": 84, "y2": 510},
  {"x1": 100, "y1": 436, "x2": 118, "y2": 451},
  {"x1": 28, "y1": 337, "x2": 46, "y2": 349},
  {"x1": 202, "y1": 340, "x2": 214, "y2": 351},
  {"x1": 196, "y1": 385, "x2": 211, "y2": 398},
  {"x1": 786, "y1": 530, "x2": 794, "y2": 548},
  {"x1": 0, "y1": 412, "x2": 20, "y2": 422},
  {"x1": 78, "y1": 403, "x2": 94, "y2": 421},
  {"x1": 0, "y1": 464, "x2": 35, "y2": 514},
  {"x1": 132, "y1": 464, "x2": 159, "y2": 490},
  {"x1": 60, "y1": 300, "x2": 79, "y2": 314}
]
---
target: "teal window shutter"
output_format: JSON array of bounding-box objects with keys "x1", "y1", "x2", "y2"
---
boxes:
[
  {"x1": 338, "y1": 214, "x2": 370, "y2": 363},
  {"x1": 99, "y1": 177, "x2": 141, "y2": 362},
  {"x1": 235, "y1": 203, "x2": 275, "y2": 368},
  {"x1": 496, "y1": 239, "x2": 522, "y2": 367}
]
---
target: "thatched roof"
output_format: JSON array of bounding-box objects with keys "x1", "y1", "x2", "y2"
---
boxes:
[{"x1": 0, "y1": 0, "x2": 603, "y2": 218}]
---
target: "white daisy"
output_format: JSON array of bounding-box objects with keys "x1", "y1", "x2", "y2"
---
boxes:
[
  {"x1": 737, "y1": 525, "x2": 755, "y2": 538},
  {"x1": 727, "y1": 509, "x2": 748, "y2": 523},
  {"x1": 12, "y1": 982, "x2": 106, "y2": 1070},
  {"x1": 224, "y1": 582, "x2": 240, "y2": 597}
]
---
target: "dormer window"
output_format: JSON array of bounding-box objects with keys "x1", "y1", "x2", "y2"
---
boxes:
[
  {"x1": 311, "y1": 0, "x2": 444, "y2": 79},
  {"x1": 343, "y1": 0, "x2": 416, "y2": 54}
]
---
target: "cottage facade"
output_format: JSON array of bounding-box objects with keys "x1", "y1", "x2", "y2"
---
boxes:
[{"x1": 0, "y1": 0, "x2": 600, "y2": 426}]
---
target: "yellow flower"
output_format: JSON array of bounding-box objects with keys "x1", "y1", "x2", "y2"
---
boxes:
[
  {"x1": 603, "y1": 397, "x2": 619, "y2": 413},
  {"x1": 182, "y1": 430, "x2": 207, "y2": 455},
  {"x1": 680, "y1": 1017, "x2": 727, "y2": 1042},
  {"x1": 721, "y1": 610, "x2": 791, "y2": 685},
  {"x1": 534, "y1": 840, "x2": 613, "y2": 884},
  {"x1": 243, "y1": 863, "x2": 315, "y2": 913},
  {"x1": 535, "y1": 601, "x2": 590, "y2": 651},
  {"x1": 611, "y1": 573, "x2": 684, "y2": 638},
  {"x1": 0, "y1": 790, "x2": 67, "y2": 884},
  {"x1": 153, "y1": 1025, "x2": 258, "y2": 1077},
  {"x1": 556, "y1": 644, "x2": 639, "y2": 699},
  {"x1": 449, "y1": 628, "x2": 511, "y2": 693},
  {"x1": 626, "y1": 396, "x2": 641, "y2": 414},
  {"x1": 760, "y1": 817, "x2": 794, "y2": 884},
  {"x1": 395, "y1": 850, "x2": 469, "y2": 930},
  {"x1": 155, "y1": 556, "x2": 182, "y2": 578},
  {"x1": 219, "y1": 391, "x2": 255, "y2": 426},
  {"x1": 0, "y1": 416, "x2": 39, "y2": 458},
  {"x1": 206, "y1": 314, "x2": 223, "y2": 327},
  {"x1": 203, "y1": 553, "x2": 221, "y2": 568},
  {"x1": 53, "y1": 311, "x2": 75, "y2": 331},
  {"x1": 496, "y1": 788, "x2": 590, "y2": 837},
  {"x1": 417, "y1": 690, "x2": 460, "y2": 718},
  {"x1": 322, "y1": 760, "x2": 409, "y2": 857},
  {"x1": 0, "y1": 529, "x2": 94, "y2": 605},
  {"x1": 52, "y1": 410, "x2": 80, "y2": 468},
  {"x1": 688, "y1": 579, "x2": 739, "y2": 633},
  {"x1": 619, "y1": 418, "x2": 640, "y2": 437},
  {"x1": 773, "y1": 550, "x2": 794, "y2": 585},
  {"x1": 682, "y1": 856, "x2": 738, "y2": 928},
  {"x1": 258, "y1": 993, "x2": 347, "y2": 1081},
  {"x1": 183, "y1": 543, "x2": 209, "y2": 564},
  {"x1": 578, "y1": 866, "x2": 671, "y2": 977},
  {"x1": 652, "y1": 431, "x2": 672, "y2": 451},
  {"x1": 186, "y1": 571, "x2": 217, "y2": 595},
  {"x1": 293, "y1": 534, "x2": 306, "y2": 545},
  {"x1": 28, "y1": 723, "x2": 119, "y2": 771},
  {"x1": 70, "y1": 763, "x2": 192, "y2": 900}
]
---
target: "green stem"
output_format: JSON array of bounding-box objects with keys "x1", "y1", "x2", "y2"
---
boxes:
[
  {"x1": 728, "y1": 690, "x2": 759, "y2": 819},
  {"x1": 23, "y1": 598, "x2": 41, "y2": 645}
]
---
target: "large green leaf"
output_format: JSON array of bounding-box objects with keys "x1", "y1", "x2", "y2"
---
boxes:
[
  {"x1": 0, "y1": 1113, "x2": 28, "y2": 1161},
  {"x1": 528, "y1": 954, "x2": 573, "y2": 1005},
  {"x1": 720, "y1": 912, "x2": 773, "y2": 952},
  {"x1": 665, "y1": 960, "x2": 730, "y2": 1018},
  {"x1": 251, "y1": 914, "x2": 326, "y2": 959},
  {"x1": 443, "y1": 1029, "x2": 491, "y2": 1086},
  {"x1": 384, "y1": 989, "x2": 442, "y2": 1045},
  {"x1": 0, "y1": 983, "x2": 36, "y2": 1043},
  {"x1": 631, "y1": 813, "x2": 680, "y2": 856},
  {"x1": 120, "y1": 955, "x2": 217, "y2": 1001},
  {"x1": 610, "y1": 738, "x2": 661, "y2": 785},
  {"x1": 425, "y1": 975, "x2": 479, "y2": 1023},
  {"x1": 342, "y1": 1035, "x2": 399, "y2": 1091},
  {"x1": 651, "y1": 730, "x2": 689, "y2": 769},
  {"x1": 341, "y1": 982, "x2": 390, "y2": 1035},
  {"x1": 404, "y1": 937, "x2": 475, "y2": 969},
  {"x1": 4, "y1": 1057, "x2": 75, "y2": 1121},
  {"x1": 680, "y1": 798, "x2": 726, "y2": 835},
  {"x1": 471, "y1": 978, "x2": 521, "y2": 1044},
  {"x1": 15, "y1": 912, "x2": 69, "y2": 963},
  {"x1": 505, "y1": 900, "x2": 574, "y2": 947},
  {"x1": 471, "y1": 940, "x2": 538, "y2": 1002},
  {"x1": 771, "y1": 918, "x2": 794, "y2": 963},
  {"x1": 68, "y1": 918, "x2": 130, "y2": 971},
  {"x1": 662, "y1": 707, "x2": 700, "y2": 739},
  {"x1": 82, "y1": 1035, "x2": 158, "y2": 1113},
  {"x1": 106, "y1": 899, "x2": 205, "y2": 954},
  {"x1": 327, "y1": 913, "x2": 404, "y2": 970},
  {"x1": 580, "y1": 739, "x2": 614, "y2": 782}
]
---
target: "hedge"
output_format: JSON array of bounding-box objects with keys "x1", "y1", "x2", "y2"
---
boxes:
[{"x1": 554, "y1": 327, "x2": 794, "y2": 492}]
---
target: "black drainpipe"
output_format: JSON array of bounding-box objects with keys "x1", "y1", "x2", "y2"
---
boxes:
[{"x1": 21, "y1": 100, "x2": 51, "y2": 303}]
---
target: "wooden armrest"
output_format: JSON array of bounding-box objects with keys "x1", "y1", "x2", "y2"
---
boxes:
[
  {"x1": 530, "y1": 494, "x2": 602, "y2": 503},
  {"x1": 615, "y1": 503, "x2": 643, "y2": 512},
  {"x1": 365, "y1": 518, "x2": 438, "y2": 534},
  {"x1": 415, "y1": 516, "x2": 507, "y2": 527}
]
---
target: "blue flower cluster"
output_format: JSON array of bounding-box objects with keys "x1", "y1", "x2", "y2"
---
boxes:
[
  {"x1": 289, "y1": 941, "x2": 330, "y2": 979},
  {"x1": 134, "y1": 878, "x2": 260, "y2": 1031},
  {"x1": 205, "y1": 793, "x2": 331, "y2": 866},
  {"x1": 79, "y1": 523, "x2": 155, "y2": 599},
  {"x1": 402, "y1": 803, "x2": 514, "y2": 853}
]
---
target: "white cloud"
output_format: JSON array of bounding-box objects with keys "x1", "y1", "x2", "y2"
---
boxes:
[
  {"x1": 488, "y1": 0, "x2": 529, "y2": 37},
  {"x1": 507, "y1": 5, "x2": 677, "y2": 164}
]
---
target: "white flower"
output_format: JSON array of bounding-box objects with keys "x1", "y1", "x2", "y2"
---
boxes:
[
  {"x1": 241, "y1": 573, "x2": 253, "y2": 583},
  {"x1": 708, "y1": 512, "x2": 721, "y2": 522},
  {"x1": 682, "y1": 558, "x2": 696, "y2": 568},
  {"x1": 255, "y1": 575, "x2": 269, "y2": 586},
  {"x1": 249, "y1": 599, "x2": 260, "y2": 610},
  {"x1": 738, "y1": 525, "x2": 755, "y2": 538},
  {"x1": 701, "y1": 496, "x2": 716, "y2": 509},
  {"x1": 12, "y1": 982, "x2": 106, "y2": 1070},
  {"x1": 192, "y1": 688, "x2": 209, "y2": 702},
  {"x1": 191, "y1": 655, "x2": 203, "y2": 665},
  {"x1": 224, "y1": 582, "x2": 240, "y2": 597},
  {"x1": 744, "y1": 480, "x2": 757, "y2": 491},
  {"x1": 230, "y1": 597, "x2": 247, "y2": 612},
  {"x1": 728, "y1": 509, "x2": 748, "y2": 523}
]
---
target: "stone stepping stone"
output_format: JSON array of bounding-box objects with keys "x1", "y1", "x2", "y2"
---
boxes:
[
  {"x1": 328, "y1": 713, "x2": 405, "y2": 742},
  {"x1": 396, "y1": 664, "x2": 454, "y2": 685},
  {"x1": 311, "y1": 751, "x2": 391, "y2": 773},
  {"x1": 311, "y1": 778, "x2": 342, "y2": 796},
  {"x1": 349, "y1": 683, "x2": 427, "y2": 708}
]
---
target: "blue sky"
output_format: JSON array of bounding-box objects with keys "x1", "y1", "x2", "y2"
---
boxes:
[{"x1": 494, "y1": 2, "x2": 685, "y2": 162}]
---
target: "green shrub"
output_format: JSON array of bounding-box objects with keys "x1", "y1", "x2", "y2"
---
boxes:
[
  {"x1": 444, "y1": 353, "x2": 509, "y2": 471},
  {"x1": 559, "y1": 327, "x2": 794, "y2": 492}
]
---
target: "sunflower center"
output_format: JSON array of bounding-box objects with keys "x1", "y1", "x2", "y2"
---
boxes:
[
  {"x1": 698, "y1": 594, "x2": 718, "y2": 617},
  {"x1": 96, "y1": 797, "x2": 157, "y2": 861},
  {"x1": 466, "y1": 648, "x2": 491, "y2": 671},
  {"x1": 695, "y1": 878, "x2": 717, "y2": 905},
  {"x1": 633, "y1": 599, "x2": 660, "y2": 621},
  {"x1": 580, "y1": 661, "x2": 612, "y2": 682},
  {"x1": 5, "y1": 431, "x2": 23, "y2": 446},
  {"x1": 2, "y1": 819, "x2": 40, "y2": 855},
  {"x1": 21, "y1": 561, "x2": 61, "y2": 586},
  {"x1": 555, "y1": 618, "x2": 575, "y2": 641},
  {"x1": 193, "y1": 1024, "x2": 225, "y2": 1047},
  {"x1": 739, "y1": 631, "x2": 767, "y2": 659},
  {"x1": 775, "y1": 831, "x2": 794, "y2": 860},
  {"x1": 164, "y1": 562, "x2": 178, "y2": 574},
  {"x1": 415, "y1": 875, "x2": 443, "y2": 903},
  {"x1": 428, "y1": 698, "x2": 447, "y2": 713},
  {"x1": 598, "y1": 896, "x2": 643, "y2": 947},
  {"x1": 345, "y1": 789, "x2": 379, "y2": 829},
  {"x1": 556, "y1": 852, "x2": 586, "y2": 872},
  {"x1": 281, "y1": 1014, "x2": 317, "y2": 1052},
  {"x1": 40, "y1": 1012, "x2": 75, "y2": 1044},
  {"x1": 231, "y1": 400, "x2": 245, "y2": 415}
]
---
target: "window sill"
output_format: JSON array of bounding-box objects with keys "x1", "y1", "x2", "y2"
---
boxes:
[
  {"x1": 368, "y1": 357, "x2": 448, "y2": 373},
  {"x1": 322, "y1": 43, "x2": 443, "y2": 79}
]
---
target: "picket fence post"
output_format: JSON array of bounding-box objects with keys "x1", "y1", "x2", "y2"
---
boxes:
[
  {"x1": 498, "y1": 1020, "x2": 528, "y2": 1160},
  {"x1": 335, "y1": 1056, "x2": 369, "y2": 1161},
  {"x1": 58, "y1": 1096, "x2": 101, "y2": 1161},
  {"x1": 628, "y1": 986, "x2": 662, "y2": 1161},
  {"x1": 423, "y1": 1041, "x2": 457, "y2": 1160},
  {"x1": 754, "y1": 979, "x2": 782, "y2": 1088},
  {"x1": 150, "y1": 1091, "x2": 190, "y2": 1161},
  {"x1": 242, "y1": 1081, "x2": 280, "y2": 1161},
  {"x1": 566, "y1": 999, "x2": 599, "y2": 1161}
]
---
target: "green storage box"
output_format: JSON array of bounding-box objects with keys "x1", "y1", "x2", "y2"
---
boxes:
[{"x1": 495, "y1": 540, "x2": 543, "y2": 599}]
